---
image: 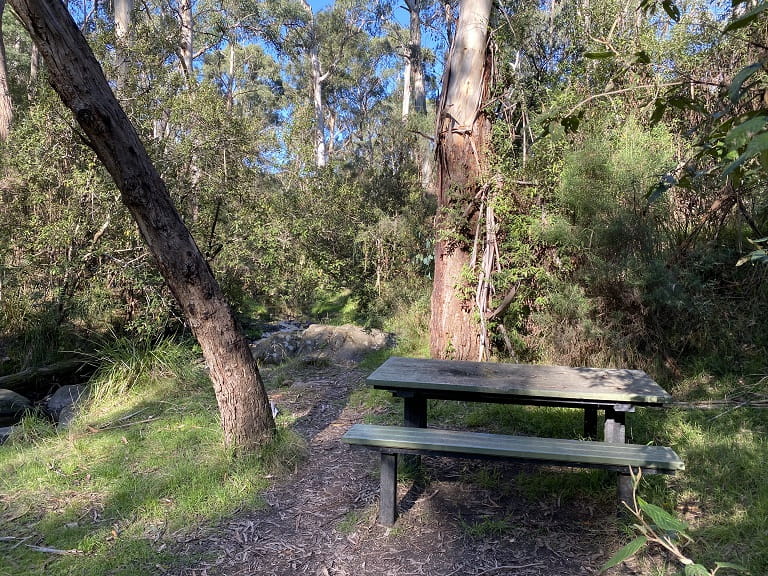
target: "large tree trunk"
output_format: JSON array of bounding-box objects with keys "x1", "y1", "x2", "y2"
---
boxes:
[
  {"x1": 0, "y1": 0, "x2": 14, "y2": 140},
  {"x1": 9, "y1": 0, "x2": 275, "y2": 451},
  {"x1": 430, "y1": 0, "x2": 492, "y2": 360},
  {"x1": 405, "y1": 0, "x2": 426, "y2": 116}
]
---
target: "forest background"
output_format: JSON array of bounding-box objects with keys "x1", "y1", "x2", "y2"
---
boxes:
[
  {"x1": 1, "y1": 0, "x2": 768, "y2": 573},
  {"x1": 2, "y1": 0, "x2": 766, "y2": 378}
]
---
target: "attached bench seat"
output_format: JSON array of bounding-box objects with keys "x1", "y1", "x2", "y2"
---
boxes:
[{"x1": 342, "y1": 423, "x2": 684, "y2": 526}]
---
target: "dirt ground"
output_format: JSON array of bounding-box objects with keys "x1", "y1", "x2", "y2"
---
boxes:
[{"x1": 173, "y1": 364, "x2": 662, "y2": 576}]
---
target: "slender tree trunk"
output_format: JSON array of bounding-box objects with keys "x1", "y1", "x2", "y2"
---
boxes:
[
  {"x1": 179, "y1": 0, "x2": 193, "y2": 82},
  {"x1": 29, "y1": 42, "x2": 39, "y2": 83},
  {"x1": 300, "y1": 0, "x2": 327, "y2": 168},
  {"x1": 402, "y1": 0, "x2": 432, "y2": 190},
  {"x1": 9, "y1": 0, "x2": 276, "y2": 451},
  {"x1": 402, "y1": 0, "x2": 425, "y2": 118},
  {"x1": 430, "y1": 0, "x2": 492, "y2": 360},
  {"x1": 0, "y1": 0, "x2": 14, "y2": 140},
  {"x1": 114, "y1": 0, "x2": 132, "y2": 90},
  {"x1": 401, "y1": 47, "x2": 411, "y2": 119},
  {"x1": 407, "y1": 0, "x2": 426, "y2": 115}
]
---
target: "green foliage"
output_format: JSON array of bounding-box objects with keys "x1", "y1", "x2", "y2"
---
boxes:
[{"x1": 599, "y1": 471, "x2": 748, "y2": 575}]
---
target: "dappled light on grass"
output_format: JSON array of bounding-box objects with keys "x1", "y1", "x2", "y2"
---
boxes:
[
  {"x1": 0, "y1": 340, "x2": 302, "y2": 576},
  {"x1": 660, "y1": 408, "x2": 768, "y2": 571}
]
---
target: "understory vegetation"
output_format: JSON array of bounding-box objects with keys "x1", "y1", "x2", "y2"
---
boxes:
[{"x1": 2, "y1": 0, "x2": 768, "y2": 574}]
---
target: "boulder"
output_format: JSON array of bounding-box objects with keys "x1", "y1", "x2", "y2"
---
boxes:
[
  {"x1": 298, "y1": 324, "x2": 393, "y2": 363},
  {"x1": 46, "y1": 384, "x2": 88, "y2": 427},
  {"x1": 0, "y1": 426, "x2": 14, "y2": 444},
  {"x1": 0, "y1": 389, "x2": 32, "y2": 426},
  {"x1": 250, "y1": 330, "x2": 305, "y2": 364},
  {"x1": 250, "y1": 323, "x2": 393, "y2": 365}
]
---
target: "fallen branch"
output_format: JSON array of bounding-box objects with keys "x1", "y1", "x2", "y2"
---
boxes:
[
  {"x1": 0, "y1": 359, "x2": 94, "y2": 392},
  {"x1": 86, "y1": 415, "x2": 157, "y2": 433},
  {"x1": 25, "y1": 544, "x2": 81, "y2": 555}
]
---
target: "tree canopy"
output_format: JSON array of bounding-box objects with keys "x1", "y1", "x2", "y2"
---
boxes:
[{"x1": 1, "y1": 0, "x2": 768, "y2": 392}]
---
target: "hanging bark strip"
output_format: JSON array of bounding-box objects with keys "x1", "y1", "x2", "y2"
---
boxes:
[{"x1": 9, "y1": 0, "x2": 275, "y2": 450}]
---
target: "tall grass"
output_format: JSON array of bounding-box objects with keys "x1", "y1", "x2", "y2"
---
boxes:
[{"x1": 0, "y1": 338, "x2": 306, "y2": 576}]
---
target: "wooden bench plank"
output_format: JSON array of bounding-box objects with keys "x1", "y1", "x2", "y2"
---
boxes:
[
  {"x1": 343, "y1": 424, "x2": 684, "y2": 471},
  {"x1": 343, "y1": 424, "x2": 684, "y2": 526}
]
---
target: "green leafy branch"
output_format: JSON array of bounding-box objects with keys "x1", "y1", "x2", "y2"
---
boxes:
[{"x1": 600, "y1": 470, "x2": 747, "y2": 575}]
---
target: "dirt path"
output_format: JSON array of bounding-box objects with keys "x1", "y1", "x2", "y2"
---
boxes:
[{"x1": 174, "y1": 364, "x2": 641, "y2": 576}]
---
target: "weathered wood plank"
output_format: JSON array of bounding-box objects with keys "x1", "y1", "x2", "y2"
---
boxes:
[
  {"x1": 368, "y1": 357, "x2": 672, "y2": 405},
  {"x1": 343, "y1": 424, "x2": 684, "y2": 472}
]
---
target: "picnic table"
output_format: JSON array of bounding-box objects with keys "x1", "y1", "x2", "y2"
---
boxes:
[
  {"x1": 343, "y1": 356, "x2": 683, "y2": 525},
  {"x1": 367, "y1": 356, "x2": 673, "y2": 443}
]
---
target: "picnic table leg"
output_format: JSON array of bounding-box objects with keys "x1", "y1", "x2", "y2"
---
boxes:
[
  {"x1": 402, "y1": 395, "x2": 427, "y2": 471},
  {"x1": 584, "y1": 408, "x2": 598, "y2": 439},
  {"x1": 605, "y1": 406, "x2": 633, "y2": 507},
  {"x1": 380, "y1": 452, "x2": 398, "y2": 526},
  {"x1": 604, "y1": 407, "x2": 626, "y2": 443},
  {"x1": 403, "y1": 396, "x2": 427, "y2": 428}
]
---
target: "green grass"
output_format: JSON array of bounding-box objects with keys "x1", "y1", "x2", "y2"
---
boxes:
[
  {"x1": 0, "y1": 339, "x2": 306, "y2": 576},
  {"x1": 459, "y1": 515, "x2": 512, "y2": 539},
  {"x1": 348, "y1": 349, "x2": 768, "y2": 574}
]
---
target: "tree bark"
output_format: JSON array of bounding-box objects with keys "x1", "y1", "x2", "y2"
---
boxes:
[
  {"x1": 179, "y1": 0, "x2": 193, "y2": 82},
  {"x1": 113, "y1": 0, "x2": 132, "y2": 90},
  {"x1": 300, "y1": 0, "x2": 327, "y2": 168},
  {"x1": 8, "y1": 0, "x2": 275, "y2": 450},
  {"x1": 430, "y1": 0, "x2": 492, "y2": 360},
  {"x1": 0, "y1": 0, "x2": 14, "y2": 140}
]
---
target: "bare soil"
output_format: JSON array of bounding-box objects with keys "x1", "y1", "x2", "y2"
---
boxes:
[{"x1": 173, "y1": 364, "x2": 657, "y2": 576}]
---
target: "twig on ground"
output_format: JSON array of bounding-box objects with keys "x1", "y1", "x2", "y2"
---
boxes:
[{"x1": 474, "y1": 564, "x2": 545, "y2": 575}]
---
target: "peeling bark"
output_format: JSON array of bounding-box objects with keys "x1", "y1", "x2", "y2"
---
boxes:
[{"x1": 430, "y1": 0, "x2": 492, "y2": 360}]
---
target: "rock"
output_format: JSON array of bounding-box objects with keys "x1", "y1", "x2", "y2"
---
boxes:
[
  {"x1": 298, "y1": 324, "x2": 393, "y2": 363},
  {"x1": 250, "y1": 323, "x2": 394, "y2": 365},
  {"x1": 46, "y1": 384, "x2": 88, "y2": 427},
  {"x1": 0, "y1": 426, "x2": 14, "y2": 444},
  {"x1": 250, "y1": 331, "x2": 305, "y2": 364},
  {"x1": 0, "y1": 389, "x2": 32, "y2": 426}
]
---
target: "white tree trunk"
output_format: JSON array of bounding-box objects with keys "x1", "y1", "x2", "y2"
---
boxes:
[
  {"x1": 401, "y1": 51, "x2": 411, "y2": 119},
  {"x1": 114, "y1": 0, "x2": 133, "y2": 90},
  {"x1": 179, "y1": 0, "x2": 194, "y2": 82},
  {"x1": 408, "y1": 0, "x2": 426, "y2": 115},
  {"x1": 301, "y1": 0, "x2": 327, "y2": 168}
]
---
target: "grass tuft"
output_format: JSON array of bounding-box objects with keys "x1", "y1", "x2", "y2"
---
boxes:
[{"x1": 0, "y1": 339, "x2": 300, "y2": 576}]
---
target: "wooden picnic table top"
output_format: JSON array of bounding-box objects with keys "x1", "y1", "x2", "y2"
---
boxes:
[{"x1": 368, "y1": 356, "x2": 672, "y2": 406}]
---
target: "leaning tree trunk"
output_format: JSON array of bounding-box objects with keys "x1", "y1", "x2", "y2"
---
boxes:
[
  {"x1": 9, "y1": 0, "x2": 275, "y2": 451},
  {"x1": 429, "y1": 0, "x2": 492, "y2": 360}
]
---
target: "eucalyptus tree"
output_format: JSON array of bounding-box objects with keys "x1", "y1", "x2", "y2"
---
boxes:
[
  {"x1": 114, "y1": 0, "x2": 133, "y2": 88},
  {"x1": 0, "y1": 0, "x2": 12, "y2": 139},
  {"x1": 429, "y1": 0, "x2": 493, "y2": 360},
  {"x1": 9, "y1": 0, "x2": 276, "y2": 451},
  {"x1": 401, "y1": 0, "x2": 427, "y2": 118},
  {"x1": 239, "y1": 0, "x2": 373, "y2": 169}
]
